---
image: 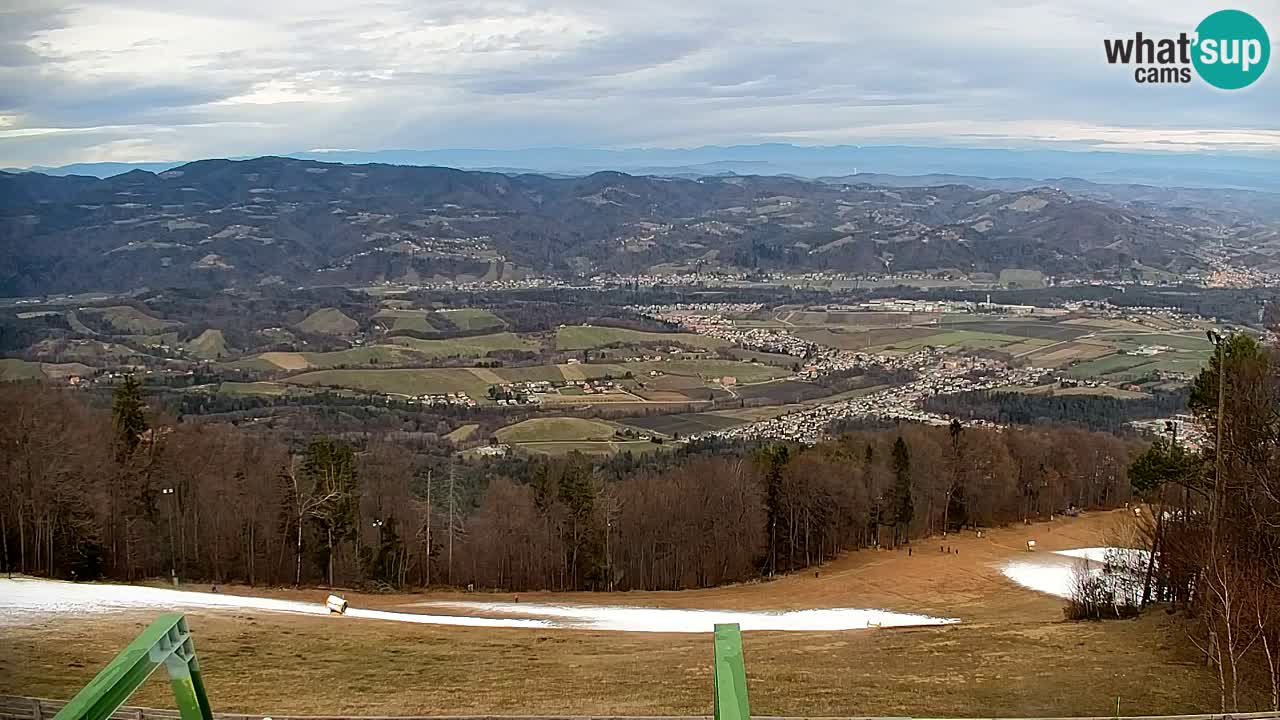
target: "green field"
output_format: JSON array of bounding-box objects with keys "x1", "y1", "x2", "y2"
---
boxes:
[
  {"x1": 0, "y1": 358, "x2": 45, "y2": 381},
  {"x1": 87, "y1": 306, "x2": 180, "y2": 334},
  {"x1": 285, "y1": 368, "x2": 493, "y2": 397},
  {"x1": 1106, "y1": 333, "x2": 1213, "y2": 353},
  {"x1": 495, "y1": 417, "x2": 619, "y2": 443},
  {"x1": 234, "y1": 333, "x2": 540, "y2": 372},
  {"x1": 390, "y1": 332, "x2": 540, "y2": 358},
  {"x1": 514, "y1": 440, "x2": 664, "y2": 456},
  {"x1": 445, "y1": 424, "x2": 480, "y2": 443},
  {"x1": 623, "y1": 359, "x2": 790, "y2": 384},
  {"x1": 957, "y1": 321, "x2": 1090, "y2": 342},
  {"x1": 493, "y1": 365, "x2": 577, "y2": 383},
  {"x1": 438, "y1": 308, "x2": 505, "y2": 332},
  {"x1": 555, "y1": 326, "x2": 728, "y2": 351},
  {"x1": 372, "y1": 309, "x2": 436, "y2": 333},
  {"x1": 296, "y1": 308, "x2": 359, "y2": 336},
  {"x1": 1067, "y1": 353, "x2": 1152, "y2": 378},
  {"x1": 216, "y1": 381, "x2": 295, "y2": 396},
  {"x1": 794, "y1": 327, "x2": 939, "y2": 350},
  {"x1": 187, "y1": 329, "x2": 230, "y2": 360},
  {"x1": 875, "y1": 329, "x2": 1054, "y2": 352}
]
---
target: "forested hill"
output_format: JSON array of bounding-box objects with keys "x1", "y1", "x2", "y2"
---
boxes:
[
  {"x1": 0, "y1": 155, "x2": 1232, "y2": 295},
  {"x1": 0, "y1": 381, "x2": 1136, "y2": 591},
  {"x1": 923, "y1": 388, "x2": 1189, "y2": 433}
]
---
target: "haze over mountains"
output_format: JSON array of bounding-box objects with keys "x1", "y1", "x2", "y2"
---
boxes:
[
  {"x1": 10, "y1": 144, "x2": 1280, "y2": 193},
  {"x1": 4, "y1": 155, "x2": 1279, "y2": 297}
]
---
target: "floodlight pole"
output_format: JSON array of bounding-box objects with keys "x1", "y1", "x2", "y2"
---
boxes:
[{"x1": 53, "y1": 613, "x2": 213, "y2": 720}]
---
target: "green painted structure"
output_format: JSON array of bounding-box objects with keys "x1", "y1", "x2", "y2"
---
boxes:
[
  {"x1": 52, "y1": 614, "x2": 213, "y2": 720},
  {"x1": 713, "y1": 623, "x2": 751, "y2": 720}
]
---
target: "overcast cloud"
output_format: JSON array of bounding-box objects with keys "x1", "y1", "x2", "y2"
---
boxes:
[{"x1": 1, "y1": 0, "x2": 1277, "y2": 166}]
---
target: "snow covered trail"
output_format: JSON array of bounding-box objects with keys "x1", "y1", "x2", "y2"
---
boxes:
[
  {"x1": 0, "y1": 577, "x2": 551, "y2": 629},
  {"x1": 0, "y1": 577, "x2": 958, "y2": 633},
  {"x1": 415, "y1": 601, "x2": 959, "y2": 632},
  {"x1": 1000, "y1": 546, "x2": 1151, "y2": 599}
]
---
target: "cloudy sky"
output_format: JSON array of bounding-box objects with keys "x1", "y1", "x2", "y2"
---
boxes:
[{"x1": 1, "y1": 0, "x2": 1277, "y2": 167}]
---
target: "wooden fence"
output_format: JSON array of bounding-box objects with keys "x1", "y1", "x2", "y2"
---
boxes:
[{"x1": 3, "y1": 696, "x2": 1278, "y2": 720}]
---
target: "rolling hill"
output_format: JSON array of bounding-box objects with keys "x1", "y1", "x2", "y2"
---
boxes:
[{"x1": 0, "y1": 156, "x2": 1247, "y2": 296}]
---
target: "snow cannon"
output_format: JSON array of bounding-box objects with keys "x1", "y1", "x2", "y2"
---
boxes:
[
  {"x1": 326, "y1": 594, "x2": 348, "y2": 615},
  {"x1": 1026, "y1": 540, "x2": 1037, "y2": 552}
]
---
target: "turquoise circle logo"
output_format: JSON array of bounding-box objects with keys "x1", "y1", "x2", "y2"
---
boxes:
[{"x1": 1193, "y1": 10, "x2": 1270, "y2": 89}]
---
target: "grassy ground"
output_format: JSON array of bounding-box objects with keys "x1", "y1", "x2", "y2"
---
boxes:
[
  {"x1": 86, "y1": 305, "x2": 180, "y2": 334},
  {"x1": 285, "y1": 368, "x2": 494, "y2": 397},
  {"x1": 879, "y1": 330, "x2": 1055, "y2": 352},
  {"x1": 445, "y1": 424, "x2": 480, "y2": 443},
  {"x1": 437, "y1": 309, "x2": 506, "y2": 332},
  {"x1": 556, "y1": 326, "x2": 728, "y2": 351},
  {"x1": 238, "y1": 335, "x2": 541, "y2": 372},
  {"x1": 515, "y1": 439, "x2": 663, "y2": 456},
  {"x1": 296, "y1": 308, "x2": 359, "y2": 336},
  {"x1": 625, "y1": 359, "x2": 790, "y2": 384},
  {"x1": 495, "y1": 417, "x2": 619, "y2": 443},
  {"x1": 186, "y1": 329, "x2": 229, "y2": 360},
  {"x1": 390, "y1": 332, "x2": 541, "y2": 358},
  {"x1": 372, "y1": 309, "x2": 437, "y2": 333},
  {"x1": 0, "y1": 358, "x2": 46, "y2": 380},
  {"x1": 0, "y1": 512, "x2": 1223, "y2": 717}
]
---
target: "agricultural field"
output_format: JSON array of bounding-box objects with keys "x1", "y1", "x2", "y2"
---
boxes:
[
  {"x1": 281, "y1": 363, "x2": 645, "y2": 399},
  {"x1": 493, "y1": 417, "x2": 665, "y2": 456},
  {"x1": 233, "y1": 333, "x2": 542, "y2": 372},
  {"x1": 437, "y1": 308, "x2": 506, "y2": 332},
  {"x1": 625, "y1": 359, "x2": 790, "y2": 384},
  {"x1": 285, "y1": 368, "x2": 494, "y2": 397},
  {"x1": 793, "y1": 327, "x2": 939, "y2": 350},
  {"x1": 555, "y1": 325, "x2": 728, "y2": 351},
  {"x1": 212, "y1": 381, "x2": 296, "y2": 397},
  {"x1": 371, "y1": 309, "x2": 436, "y2": 333},
  {"x1": 82, "y1": 305, "x2": 180, "y2": 334},
  {"x1": 495, "y1": 417, "x2": 620, "y2": 443},
  {"x1": 0, "y1": 358, "x2": 46, "y2": 380},
  {"x1": 389, "y1": 332, "x2": 541, "y2": 358},
  {"x1": 1025, "y1": 341, "x2": 1113, "y2": 367},
  {"x1": 296, "y1": 308, "x2": 359, "y2": 336},
  {"x1": 870, "y1": 329, "x2": 1056, "y2": 353},
  {"x1": 445, "y1": 424, "x2": 480, "y2": 443},
  {"x1": 186, "y1": 329, "x2": 230, "y2": 360},
  {"x1": 512, "y1": 439, "x2": 664, "y2": 456}
]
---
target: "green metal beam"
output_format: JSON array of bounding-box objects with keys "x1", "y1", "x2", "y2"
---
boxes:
[
  {"x1": 713, "y1": 623, "x2": 750, "y2": 720},
  {"x1": 53, "y1": 613, "x2": 212, "y2": 720}
]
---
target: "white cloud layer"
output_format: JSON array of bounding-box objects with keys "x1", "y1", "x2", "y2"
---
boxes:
[{"x1": 0, "y1": 0, "x2": 1276, "y2": 166}]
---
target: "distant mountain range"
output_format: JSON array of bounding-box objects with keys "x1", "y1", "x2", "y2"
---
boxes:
[
  {"x1": 9, "y1": 143, "x2": 1280, "y2": 192},
  {"x1": 5, "y1": 155, "x2": 1277, "y2": 296}
]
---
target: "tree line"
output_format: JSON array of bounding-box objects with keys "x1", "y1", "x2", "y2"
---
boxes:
[
  {"x1": 924, "y1": 387, "x2": 1188, "y2": 433},
  {"x1": 0, "y1": 378, "x2": 1137, "y2": 593},
  {"x1": 1125, "y1": 334, "x2": 1280, "y2": 711}
]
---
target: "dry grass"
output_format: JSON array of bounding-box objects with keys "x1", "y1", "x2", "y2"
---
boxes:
[{"x1": 0, "y1": 512, "x2": 1221, "y2": 717}]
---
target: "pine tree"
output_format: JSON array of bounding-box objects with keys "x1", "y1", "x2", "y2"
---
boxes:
[
  {"x1": 301, "y1": 438, "x2": 358, "y2": 586},
  {"x1": 111, "y1": 375, "x2": 147, "y2": 463},
  {"x1": 891, "y1": 436, "x2": 914, "y2": 546}
]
